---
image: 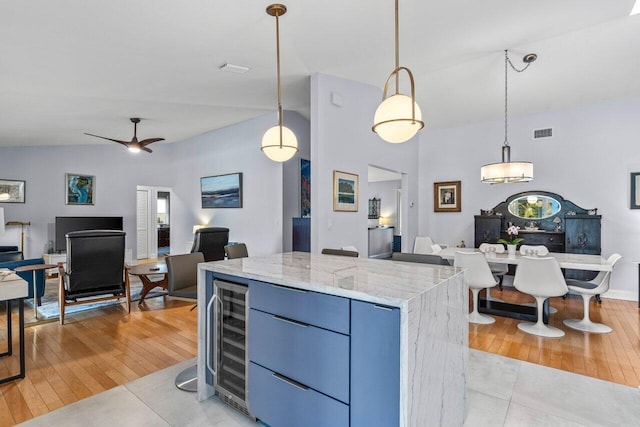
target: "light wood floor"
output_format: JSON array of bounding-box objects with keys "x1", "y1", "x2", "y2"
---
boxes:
[
  {"x1": 1, "y1": 284, "x2": 638, "y2": 426},
  {"x1": 0, "y1": 296, "x2": 197, "y2": 426},
  {"x1": 469, "y1": 287, "x2": 640, "y2": 388}
]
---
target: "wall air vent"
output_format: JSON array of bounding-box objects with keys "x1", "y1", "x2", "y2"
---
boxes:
[{"x1": 533, "y1": 128, "x2": 553, "y2": 139}]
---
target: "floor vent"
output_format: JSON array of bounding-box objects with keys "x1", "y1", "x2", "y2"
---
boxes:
[{"x1": 534, "y1": 128, "x2": 553, "y2": 139}]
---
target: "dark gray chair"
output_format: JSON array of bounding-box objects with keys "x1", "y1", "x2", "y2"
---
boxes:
[
  {"x1": 166, "y1": 252, "x2": 204, "y2": 299},
  {"x1": 391, "y1": 252, "x2": 450, "y2": 265},
  {"x1": 190, "y1": 227, "x2": 229, "y2": 262},
  {"x1": 224, "y1": 243, "x2": 248, "y2": 259},
  {"x1": 58, "y1": 230, "x2": 130, "y2": 325},
  {"x1": 321, "y1": 248, "x2": 359, "y2": 257},
  {"x1": 165, "y1": 252, "x2": 204, "y2": 392}
]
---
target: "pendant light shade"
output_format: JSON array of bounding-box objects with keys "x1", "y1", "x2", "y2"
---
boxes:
[
  {"x1": 481, "y1": 50, "x2": 536, "y2": 184},
  {"x1": 262, "y1": 125, "x2": 298, "y2": 162},
  {"x1": 373, "y1": 94, "x2": 423, "y2": 143},
  {"x1": 372, "y1": 0, "x2": 424, "y2": 143},
  {"x1": 262, "y1": 4, "x2": 298, "y2": 163}
]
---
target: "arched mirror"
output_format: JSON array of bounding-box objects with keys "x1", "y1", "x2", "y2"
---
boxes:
[{"x1": 508, "y1": 194, "x2": 561, "y2": 220}]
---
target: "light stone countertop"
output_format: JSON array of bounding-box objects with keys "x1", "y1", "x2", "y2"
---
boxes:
[{"x1": 199, "y1": 251, "x2": 460, "y2": 308}]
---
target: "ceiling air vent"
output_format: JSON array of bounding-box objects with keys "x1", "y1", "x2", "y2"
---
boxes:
[{"x1": 533, "y1": 128, "x2": 553, "y2": 139}]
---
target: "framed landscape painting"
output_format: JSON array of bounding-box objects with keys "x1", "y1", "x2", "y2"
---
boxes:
[
  {"x1": 333, "y1": 170, "x2": 358, "y2": 212},
  {"x1": 66, "y1": 173, "x2": 95, "y2": 205},
  {"x1": 0, "y1": 179, "x2": 25, "y2": 203},
  {"x1": 300, "y1": 159, "x2": 311, "y2": 217},
  {"x1": 201, "y1": 172, "x2": 243, "y2": 208},
  {"x1": 434, "y1": 181, "x2": 461, "y2": 212}
]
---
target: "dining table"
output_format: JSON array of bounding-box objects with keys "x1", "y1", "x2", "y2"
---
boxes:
[{"x1": 437, "y1": 247, "x2": 612, "y2": 323}]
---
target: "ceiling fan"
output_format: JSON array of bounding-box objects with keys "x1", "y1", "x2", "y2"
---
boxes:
[{"x1": 84, "y1": 118, "x2": 164, "y2": 153}]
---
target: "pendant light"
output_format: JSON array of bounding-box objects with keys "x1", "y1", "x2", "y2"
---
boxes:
[
  {"x1": 261, "y1": 4, "x2": 298, "y2": 162},
  {"x1": 372, "y1": 0, "x2": 424, "y2": 144},
  {"x1": 481, "y1": 50, "x2": 537, "y2": 184}
]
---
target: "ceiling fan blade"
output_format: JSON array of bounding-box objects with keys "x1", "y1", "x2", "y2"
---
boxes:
[
  {"x1": 139, "y1": 137, "x2": 165, "y2": 146},
  {"x1": 141, "y1": 146, "x2": 153, "y2": 153},
  {"x1": 84, "y1": 133, "x2": 129, "y2": 146}
]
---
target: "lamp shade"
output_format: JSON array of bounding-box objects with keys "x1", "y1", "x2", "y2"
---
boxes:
[
  {"x1": 0, "y1": 208, "x2": 4, "y2": 235},
  {"x1": 261, "y1": 125, "x2": 298, "y2": 162},
  {"x1": 193, "y1": 224, "x2": 206, "y2": 234},
  {"x1": 480, "y1": 161, "x2": 534, "y2": 184},
  {"x1": 373, "y1": 94, "x2": 423, "y2": 143}
]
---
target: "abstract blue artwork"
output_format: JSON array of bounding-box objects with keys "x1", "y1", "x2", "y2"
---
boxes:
[{"x1": 65, "y1": 173, "x2": 95, "y2": 205}]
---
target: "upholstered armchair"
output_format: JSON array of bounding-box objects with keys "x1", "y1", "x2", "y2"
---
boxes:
[
  {"x1": 58, "y1": 230, "x2": 130, "y2": 324},
  {"x1": 190, "y1": 227, "x2": 229, "y2": 262}
]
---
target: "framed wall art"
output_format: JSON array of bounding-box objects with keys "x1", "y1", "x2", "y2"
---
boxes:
[
  {"x1": 631, "y1": 172, "x2": 640, "y2": 209},
  {"x1": 201, "y1": 172, "x2": 243, "y2": 208},
  {"x1": 333, "y1": 170, "x2": 358, "y2": 212},
  {"x1": 0, "y1": 179, "x2": 25, "y2": 203},
  {"x1": 65, "y1": 173, "x2": 95, "y2": 205},
  {"x1": 434, "y1": 181, "x2": 461, "y2": 212}
]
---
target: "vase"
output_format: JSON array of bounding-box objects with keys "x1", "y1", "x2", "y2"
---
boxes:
[{"x1": 507, "y1": 244, "x2": 517, "y2": 256}]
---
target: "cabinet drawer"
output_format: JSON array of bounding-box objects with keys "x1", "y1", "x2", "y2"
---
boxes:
[
  {"x1": 249, "y1": 308, "x2": 349, "y2": 403},
  {"x1": 249, "y1": 280, "x2": 350, "y2": 334},
  {"x1": 249, "y1": 362, "x2": 349, "y2": 427}
]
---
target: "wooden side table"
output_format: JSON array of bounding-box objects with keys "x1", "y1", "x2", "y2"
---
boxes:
[
  {"x1": 0, "y1": 272, "x2": 27, "y2": 384},
  {"x1": 127, "y1": 262, "x2": 168, "y2": 305},
  {"x1": 13, "y1": 263, "x2": 56, "y2": 319}
]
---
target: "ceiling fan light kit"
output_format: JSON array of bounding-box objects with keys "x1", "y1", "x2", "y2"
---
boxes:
[
  {"x1": 84, "y1": 117, "x2": 164, "y2": 154},
  {"x1": 372, "y1": 0, "x2": 424, "y2": 144},
  {"x1": 261, "y1": 3, "x2": 298, "y2": 163},
  {"x1": 481, "y1": 50, "x2": 536, "y2": 184}
]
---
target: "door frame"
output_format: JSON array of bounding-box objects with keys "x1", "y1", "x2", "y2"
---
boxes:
[{"x1": 136, "y1": 185, "x2": 173, "y2": 259}]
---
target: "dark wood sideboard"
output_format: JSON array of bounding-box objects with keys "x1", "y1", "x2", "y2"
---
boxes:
[{"x1": 474, "y1": 191, "x2": 601, "y2": 280}]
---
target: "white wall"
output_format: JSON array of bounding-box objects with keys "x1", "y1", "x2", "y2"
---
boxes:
[
  {"x1": 168, "y1": 112, "x2": 309, "y2": 257},
  {"x1": 0, "y1": 111, "x2": 309, "y2": 260},
  {"x1": 310, "y1": 73, "x2": 420, "y2": 255},
  {"x1": 0, "y1": 144, "x2": 174, "y2": 258},
  {"x1": 419, "y1": 96, "x2": 640, "y2": 300},
  {"x1": 282, "y1": 110, "x2": 311, "y2": 252},
  {"x1": 368, "y1": 179, "x2": 401, "y2": 228}
]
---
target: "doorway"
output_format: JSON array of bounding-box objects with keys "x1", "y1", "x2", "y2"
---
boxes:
[
  {"x1": 136, "y1": 186, "x2": 173, "y2": 260},
  {"x1": 367, "y1": 165, "x2": 403, "y2": 257}
]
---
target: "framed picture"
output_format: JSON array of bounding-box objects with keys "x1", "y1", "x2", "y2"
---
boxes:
[
  {"x1": 65, "y1": 173, "x2": 95, "y2": 205},
  {"x1": 201, "y1": 172, "x2": 243, "y2": 208},
  {"x1": 0, "y1": 179, "x2": 25, "y2": 203},
  {"x1": 631, "y1": 173, "x2": 640, "y2": 209},
  {"x1": 300, "y1": 159, "x2": 311, "y2": 217},
  {"x1": 333, "y1": 170, "x2": 358, "y2": 212},
  {"x1": 434, "y1": 181, "x2": 461, "y2": 212}
]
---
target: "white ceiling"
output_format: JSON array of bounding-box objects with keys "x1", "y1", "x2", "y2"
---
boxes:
[{"x1": 1, "y1": 1, "x2": 639, "y2": 148}]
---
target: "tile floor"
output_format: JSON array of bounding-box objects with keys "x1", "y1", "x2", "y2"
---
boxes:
[{"x1": 17, "y1": 350, "x2": 640, "y2": 427}]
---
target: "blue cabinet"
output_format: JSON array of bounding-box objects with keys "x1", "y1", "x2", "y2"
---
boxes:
[
  {"x1": 350, "y1": 300, "x2": 400, "y2": 427},
  {"x1": 247, "y1": 281, "x2": 401, "y2": 427}
]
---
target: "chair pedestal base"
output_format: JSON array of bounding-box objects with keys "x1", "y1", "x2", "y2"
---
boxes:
[
  {"x1": 175, "y1": 364, "x2": 198, "y2": 392},
  {"x1": 517, "y1": 322, "x2": 564, "y2": 338},
  {"x1": 469, "y1": 311, "x2": 495, "y2": 325},
  {"x1": 563, "y1": 318, "x2": 612, "y2": 334},
  {"x1": 522, "y1": 302, "x2": 558, "y2": 314}
]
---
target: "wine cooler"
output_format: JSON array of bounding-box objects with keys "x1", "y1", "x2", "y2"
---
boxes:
[{"x1": 209, "y1": 279, "x2": 251, "y2": 417}]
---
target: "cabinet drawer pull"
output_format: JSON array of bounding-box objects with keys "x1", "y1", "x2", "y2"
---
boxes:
[
  {"x1": 273, "y1": 315, "x2": 309, "y2": 328},
  {"x1": 272, "y1": 284, "x2": 308, "y2": 294},
  {"x1": 273, "y1": 372, "x2": 309, "y2": 391},
  {"x1": 374, "y1": 304, "x2": 393, "y2": 311}
]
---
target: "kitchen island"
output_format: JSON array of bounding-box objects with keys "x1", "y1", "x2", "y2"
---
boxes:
[{"x1": 197, "y1": 252, "x2": 467, "y2": 426}]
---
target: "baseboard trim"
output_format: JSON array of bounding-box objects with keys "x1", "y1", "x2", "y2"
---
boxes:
[{"x1": 602, "y1": 289, "x2": 638, "y2": 302}]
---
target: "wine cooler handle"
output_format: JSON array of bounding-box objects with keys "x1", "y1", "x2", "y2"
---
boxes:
[
  {"x1": 205, "y1": 293, "x2": 217, "y2": 376},
  {"x1": 217, "y1": 293, "x2": 224, "y2": 367}
]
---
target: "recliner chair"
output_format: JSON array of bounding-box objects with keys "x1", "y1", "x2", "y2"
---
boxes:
[
  {"x1": 58, "y1": 230, "x2": 130, "y2": 325},
  {"x1": 190, "y1": 227, "x2": 229, "y2": 262}
]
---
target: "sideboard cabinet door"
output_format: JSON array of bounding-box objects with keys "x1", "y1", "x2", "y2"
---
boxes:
[
  {"x1": 350, "y1": 300, "x2": 400, "y2": 427},
  {"x1": 565, "y1": 215, "x2": 601, "y2": 280},
  {"x1": 474, "y1": 216, "x2": 501, "y2": 247}
]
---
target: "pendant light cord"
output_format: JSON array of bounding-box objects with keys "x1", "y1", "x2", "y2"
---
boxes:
[
  {"x1": 274, "y1": 8, "x2": 284, "y2": 147},
  {"x1": 395, "y1": 0, "x2": 399, "y2": 94},
  {"x1": 503, "y1": 50, "x2": 534, "y2": 147}
]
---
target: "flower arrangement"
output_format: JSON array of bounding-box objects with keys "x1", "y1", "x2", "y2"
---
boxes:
[{"x1": 498, "y1": 225, "x2": 524, "y2": 246}]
